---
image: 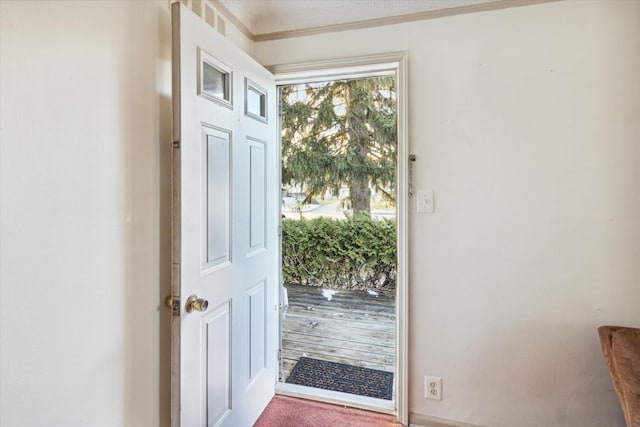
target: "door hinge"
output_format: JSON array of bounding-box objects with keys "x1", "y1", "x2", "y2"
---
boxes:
[
  {"x1": 172, "y1": 140, "x2": 181, "y2": 149},
  {"x1": 164, "y1": 295, "x2": 180, "y2": 316}
]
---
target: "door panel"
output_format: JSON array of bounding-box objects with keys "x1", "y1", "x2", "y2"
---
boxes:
[
  {"x1": 248, "y1": 138, "x2": 266, "y2": 252},
  {"x1": 204, "y1": 302, "x2": 231, "y2": 425},
  {"x1": 204, "y1": 126, "x2": 231, "y2": 268},
  {"x1": 171, "y1": 3, "x2": 277, "y2": 426},
  {"x1": 247, "y1": 280, "x2": 266, "y2": 379}
]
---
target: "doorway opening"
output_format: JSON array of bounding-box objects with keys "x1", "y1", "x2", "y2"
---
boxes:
[{"x1": 273, "y1": 55, "x2": 407, "y2": 417}]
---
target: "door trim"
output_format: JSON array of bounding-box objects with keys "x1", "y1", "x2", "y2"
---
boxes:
[{"x1": 269, "y1": 52, "x2": 409, "y2": 426}]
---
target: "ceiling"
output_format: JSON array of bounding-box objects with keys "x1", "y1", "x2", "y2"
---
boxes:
[{"x1": 216, "y1": 0, "x2": 507, "y2": 37}]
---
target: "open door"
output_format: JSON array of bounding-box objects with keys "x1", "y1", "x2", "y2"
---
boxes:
[{"x1": 169, "y1": 3, "x2": 278, "y2": 426}]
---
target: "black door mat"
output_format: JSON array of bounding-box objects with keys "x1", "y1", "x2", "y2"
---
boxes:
[{"x1": 285, "y1": 357, "x2": 393, "y2": 400}]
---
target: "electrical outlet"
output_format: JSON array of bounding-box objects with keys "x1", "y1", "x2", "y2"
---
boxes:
[{"x1": 424, "y1": 376, "x2": 442, "y2": 400}]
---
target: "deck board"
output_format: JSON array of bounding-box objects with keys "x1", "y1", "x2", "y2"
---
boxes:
[{"x1": 280, "y1": 284, "x2": 396, "y2": 382}]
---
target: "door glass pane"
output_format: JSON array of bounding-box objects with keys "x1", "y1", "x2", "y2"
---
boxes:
[
  {"x1": 247, "y1": 87, "x2": 265, "y2": 118},
  {"x1": 203, "y1": 62, "x2": 229, "y2": 101},
  {"x1": 246, "y1": 79, "x2": 267, "y2": 121}
]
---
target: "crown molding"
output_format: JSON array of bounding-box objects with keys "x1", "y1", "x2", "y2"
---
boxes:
[
  {"x1": 209, "y1": 0, "x2": 255, "y2": 41},
  {"x1": 249, "y1": 0, "x2": 561, "y2": 42}
]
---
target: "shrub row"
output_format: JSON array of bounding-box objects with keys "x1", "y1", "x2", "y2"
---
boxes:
[{"x1": 282, "y1": 215, "x2": 396, "y2": 294}]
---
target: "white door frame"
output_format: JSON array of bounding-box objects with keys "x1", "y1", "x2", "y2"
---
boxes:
[{"x1": 268, "y1": 52, "x2": 409, "y2": 426}]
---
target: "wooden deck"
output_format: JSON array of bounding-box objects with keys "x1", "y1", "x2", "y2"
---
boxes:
[{"x1": 280, "y1": 284, "x2": 396, "y2": 382}]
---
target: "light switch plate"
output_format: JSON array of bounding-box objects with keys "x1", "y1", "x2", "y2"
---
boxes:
[{"x1": 416, "y1": 190, "x2": 434, "y2": 214}]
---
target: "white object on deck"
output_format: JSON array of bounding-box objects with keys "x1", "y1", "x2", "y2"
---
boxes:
[
  {"x1": 321, "y1": 289, "x2": 338, "y2": 301},
  {"x1": 282, "y1": 287, "x2": 289, "y2": 310}
]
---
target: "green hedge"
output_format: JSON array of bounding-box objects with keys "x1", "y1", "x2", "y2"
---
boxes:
[{"x1": 282, "y1": 215, "x2": 396, "y2": 294}]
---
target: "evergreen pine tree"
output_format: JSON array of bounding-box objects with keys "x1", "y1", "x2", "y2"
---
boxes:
[{"x1": 281, "y1": 76, "x2": 396, "y2": 215}]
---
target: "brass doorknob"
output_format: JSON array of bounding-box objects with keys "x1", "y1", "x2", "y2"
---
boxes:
[{"x1": 185, "y1": 294, "x2": 209, "y2": 313}]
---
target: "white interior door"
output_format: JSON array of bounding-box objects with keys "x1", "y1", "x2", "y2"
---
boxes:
[{"x1": 170, "y1": 3, "x2": 278, "y2": 426}]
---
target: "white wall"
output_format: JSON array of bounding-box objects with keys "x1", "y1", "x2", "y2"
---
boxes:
[
  {"x1": 2, "y1": 1, "x2": 639, "y2": 426},
  {"x1": 0, "y1": 1, "x2": 174, "y2": 425},
  {"x1": 255, "y1": 1, "x2": 640, "y2": 426}
]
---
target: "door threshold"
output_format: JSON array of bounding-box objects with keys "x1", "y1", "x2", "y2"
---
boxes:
[{"x1": 275, "y1": 382, "x2": 396, "y2": 415}]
